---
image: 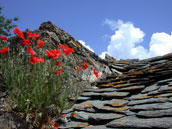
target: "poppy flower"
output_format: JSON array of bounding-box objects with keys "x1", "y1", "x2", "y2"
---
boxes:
[
  {"x1": 33, "y1": 33, "x2": 40, "y2": 40},
  {"x1": 58, "y1": 44, "x2": 74, "y2": 56},
  {"x1": 37, "y1": 40, "x2": 44, "y2": 48},
  {"x1": 82, "y1": 62, "x2": 88, "y2": 69},
  {"x1": 54, "y1": 124, "x2": 60, "y2": 129},
  {"x1": 0, "y1": 36, "x2": 7, "y2": 42},
  {"x1": 29, "y1": 56, "x2": 44, "y2": 64},
  {"x1": 26, "y1": 32, "x2": 34, "y2": 38},
  {"x1": 61, "y1": 114, "x2": 67, "y2": 117},
  {"x1": 0, "y1": 48, "x2": 9, "y2": 54},
  {"x1": 26, "y1": 32, "x2": 39, "y2": 40},
  {"x1": 77, "y1": 67, "x2": 81, "y2": 70},
  {"x1": 92, "y1": 68, "x2": 98, "y2": 77},
  {"x1": 13, "y1": 28, "x2": 25, "y2": 40},
  {"x1": 56, "y1": 62, "x2": 62, "y2": 66},
  {"x1": 46, "y1": 49, "x2": 62, "y2": 60},
  {"x1": 54, "y1": 69, "x2": 63, "y2": 75},
  {"x1": 27, "y1": 46, "x2": 36, "y2": 55},
  {"x1": 20, "y1": 39, "x2": 31, "y2": 45}
]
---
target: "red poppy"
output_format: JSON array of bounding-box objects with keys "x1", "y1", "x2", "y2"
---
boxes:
[
  {"x1": 56, "y1": 62, "x2": 62, "y2": 66},
  {"x1": 82, "y1": 62, "x2": 88, "y2": 69},
  {"x1": 20, "y1": 39, "x2": 31, "y2": 45},
  {"x1": 37, "y1": 40, "x2": 44, "y2": 48},
  {"x1": 46, "y1": 49, "x2": 62, "y2": 60},
  {"x1": 29, "y1": 56, "x2": 44, "y2": 64},
  {"x1": 33, "y1": 33, "x2": 39, "y2": 40},
  {"x1": 77, "y1": 67, "x2": 81, "y2": 70},
  {"x1": 54, "y1": 124, "x2": 60, "y2": 129},
  {"x1": 58, "y1": 44, "x2": 74, "y2": 56},
  {"x1": 0, "y1": 36, "x2": 7, "y2": 42},
  {"x1": 26, "y1": 32, "x2": 39, "y2": 40},
  {"x1": 0, "y1": 48, "x2": 9, "y2": 54},
  {"x1": 54, "y1": 69, "x2": 63, "y2": 75},
  {"x1": 26, "y1": 32, "x2": 34, "y2": 38},
  {"x1": 61, "y1": 114, "x2": 67, "y2": 117},
  {"x1": 27, "y1": 46, "x2": 36, "y2": 55},
  {"x1": 13, "y1": 28, "x2": 25, "y2": 40},
  {"x1": 58, "y1": 44, "x2": 64, "y2": 48},
  {"x1": 92, "y1": 68, "x2": 99, "y2": 77}
]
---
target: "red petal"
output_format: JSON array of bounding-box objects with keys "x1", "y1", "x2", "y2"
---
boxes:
[
  {"x1": 27, "y1": 46, "x2": 36, "y2": 55},
  {"x1": 0, "y1": 36, "x2": 7, "y2": 42}
]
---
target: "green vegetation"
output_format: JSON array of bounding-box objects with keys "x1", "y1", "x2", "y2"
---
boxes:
[{"x1": 0, "y1": 6, "x2": 19, "y2": 36}]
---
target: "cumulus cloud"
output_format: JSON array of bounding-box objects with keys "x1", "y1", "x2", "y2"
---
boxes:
[
  {"x1": 100, "y1": 19, "x2": 172, "y2": 60},
  {"x1": 149, "y1": 32, "x2": 172, "y2": 57},
  {"x1": 78, "y1": 40, "x2": 94, "y2": 52}
]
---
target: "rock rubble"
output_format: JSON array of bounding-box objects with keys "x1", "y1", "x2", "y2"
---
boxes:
[{"x1": 61, "y1": 55, "x2": 172, "y2": 129}]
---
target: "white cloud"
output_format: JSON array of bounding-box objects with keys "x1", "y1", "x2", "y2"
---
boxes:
[
  {"x1": 99, "y1": 52, "x2": 108, "y2": 59},
  {"x1": 78, "y1": 40, "x2": 94, "y2": 52},
  {"x1": 149, "y1": 32, "x2": 172, "y2": 57},
  {"x1": 100, "y1": 19, "x2": 172, "y2": 60}
]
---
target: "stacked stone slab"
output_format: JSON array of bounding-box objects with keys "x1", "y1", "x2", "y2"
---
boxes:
[{"x1": 60, "y1": 54, "x2": 172, "y2": 129}]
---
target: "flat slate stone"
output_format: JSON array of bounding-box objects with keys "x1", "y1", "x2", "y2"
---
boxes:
[
  {"x1": 81, "y1": 91, "x2": 129, "y2": 98},
  {"x1": 100, "y1": 106, "x2": 129, "y2": 114},
  {"x1": 59, "y1": 121, "x2": 89, "y2": 129},
  {"x1": 130, "y1": 102, "x2": 172, "y2": 111},
  {"x1": 77, "y1": 96, "x2": 91, "y2": 101},
  {"x1": 128, "y1": 98, "x2": 169, "y2": 106},
  {"x1": 73, "y1": 100, "x2": 104, "y2": 112},
  {"x1": 106, "y1": 116, "x2": 172, "y2": 129},
  {"x1": 141, "y1": 83, "x2": 160, "y2": 93},
  {"x1": 84, "y1": 88, "x2": 116, "y2": 93},
  {"x1": 158, "y1": 84, "x2": 172, "y2": 93},
  {"x1": 153, "y1": 93, "x2": 172, "y2": 98},
  {"x1": 113, "y1": 83, "x2": 137, "y2": 88},
  {"x1": 83, "y1": 125, "x2": 120, "y2": 129},
  {"x1": 128, "y1": 93, "x2": 153, "y2": 100},
  {"x1": 104, "y1": 100, "x2": 128, "y2": 107},
  {"x1": 71, "y1": 111, "x2": 124, "y2": 122},
  {"x1": 158, "y1": 78, "x2": 172, "y2": 85},
  {"x1": 137, "y1": 108, "x2": 172, "y2": 118},
  {"x1": 116, "y1": 85, "x2": 145, "y2": 92}
]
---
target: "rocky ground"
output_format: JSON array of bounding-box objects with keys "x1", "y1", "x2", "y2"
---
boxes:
[{"x1": 59, "y1": 54, "x2": 172, "y2": 129}]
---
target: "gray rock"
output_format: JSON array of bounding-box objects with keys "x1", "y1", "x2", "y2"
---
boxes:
[
  {"x1": 130, "y1": 102, "x2": 172, "y2": 111},
  {"x1": 0, "y1": 112, "x2": 28, "y2": 129},
  {"x1": 141, "y1": 83, "x2": 160, "y2": 93},
  {"x1": 128, "y1": 93, "x2": 152, "y2": 100},
  {"x1": 137, "y1": 108, "x2": 172, "y2": 118},
  {"x1": 128, "y1": 98, "x2": 169, "y2": 106},
  {"x1": 71, "y1": 111, "x2": 124, "y2": 122},
  {"x1": 84, "y1": 88, "x2": 116, "y2": 93},
  {"x1": 106, "y1": 116, "x2": 172, "y2": 129},
  {"x1": 59, "y1": 121, "x2": 89, "y2": 129},
  {"x1": 116, "y1": 85, "x2": 145, "y2": 92},
  {"x1": 82, "y1": 125, "x2": 115, "y2": 129}
]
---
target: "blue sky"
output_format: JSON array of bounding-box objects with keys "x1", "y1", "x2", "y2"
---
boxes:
[{"x1": 1, "y1": 0, "x2": 172, "y2": 59}]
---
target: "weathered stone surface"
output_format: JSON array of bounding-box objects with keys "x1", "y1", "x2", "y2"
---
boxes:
[
  {"x1": 81, "y1": 91, "x2": 129, "y2": 98},
  {"x1": 141, "y1": 83, "x2": 160, "y2": 93},
  {"x1": 84, "y1": 88, "x2": 116, "y2": 93},
  {"x1": 106, "y1": 116, "x2": 172, "y2": 128},
  {"x1": 128, "y1": 93, "x2": 153, "y2": 100},
  {"x1": 0, "y1": 112, "x2": 28, "y2": 129},
  {"x1": 130, "y1": 102, "x2": 172, "y2": 111},
  {"x1": 59, "y1": 121, "x2": 89, "y2": 129},
  {"x1": 137, "y1": 108, "x2": 172, "y2": 118},
  {"x1": 71, "y1": 111, "x2": 124, "y2": 122},
  {"x1": 128, "y1": 98, "x2": 169, "y2": 106},
  {"x1": 116, "y1": 85, "x2": 145, "y2": 92}
]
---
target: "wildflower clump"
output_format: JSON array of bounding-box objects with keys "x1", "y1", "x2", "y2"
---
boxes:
[{"x1": 0, "y1": 28, "x2": 99, "y2": 128}]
